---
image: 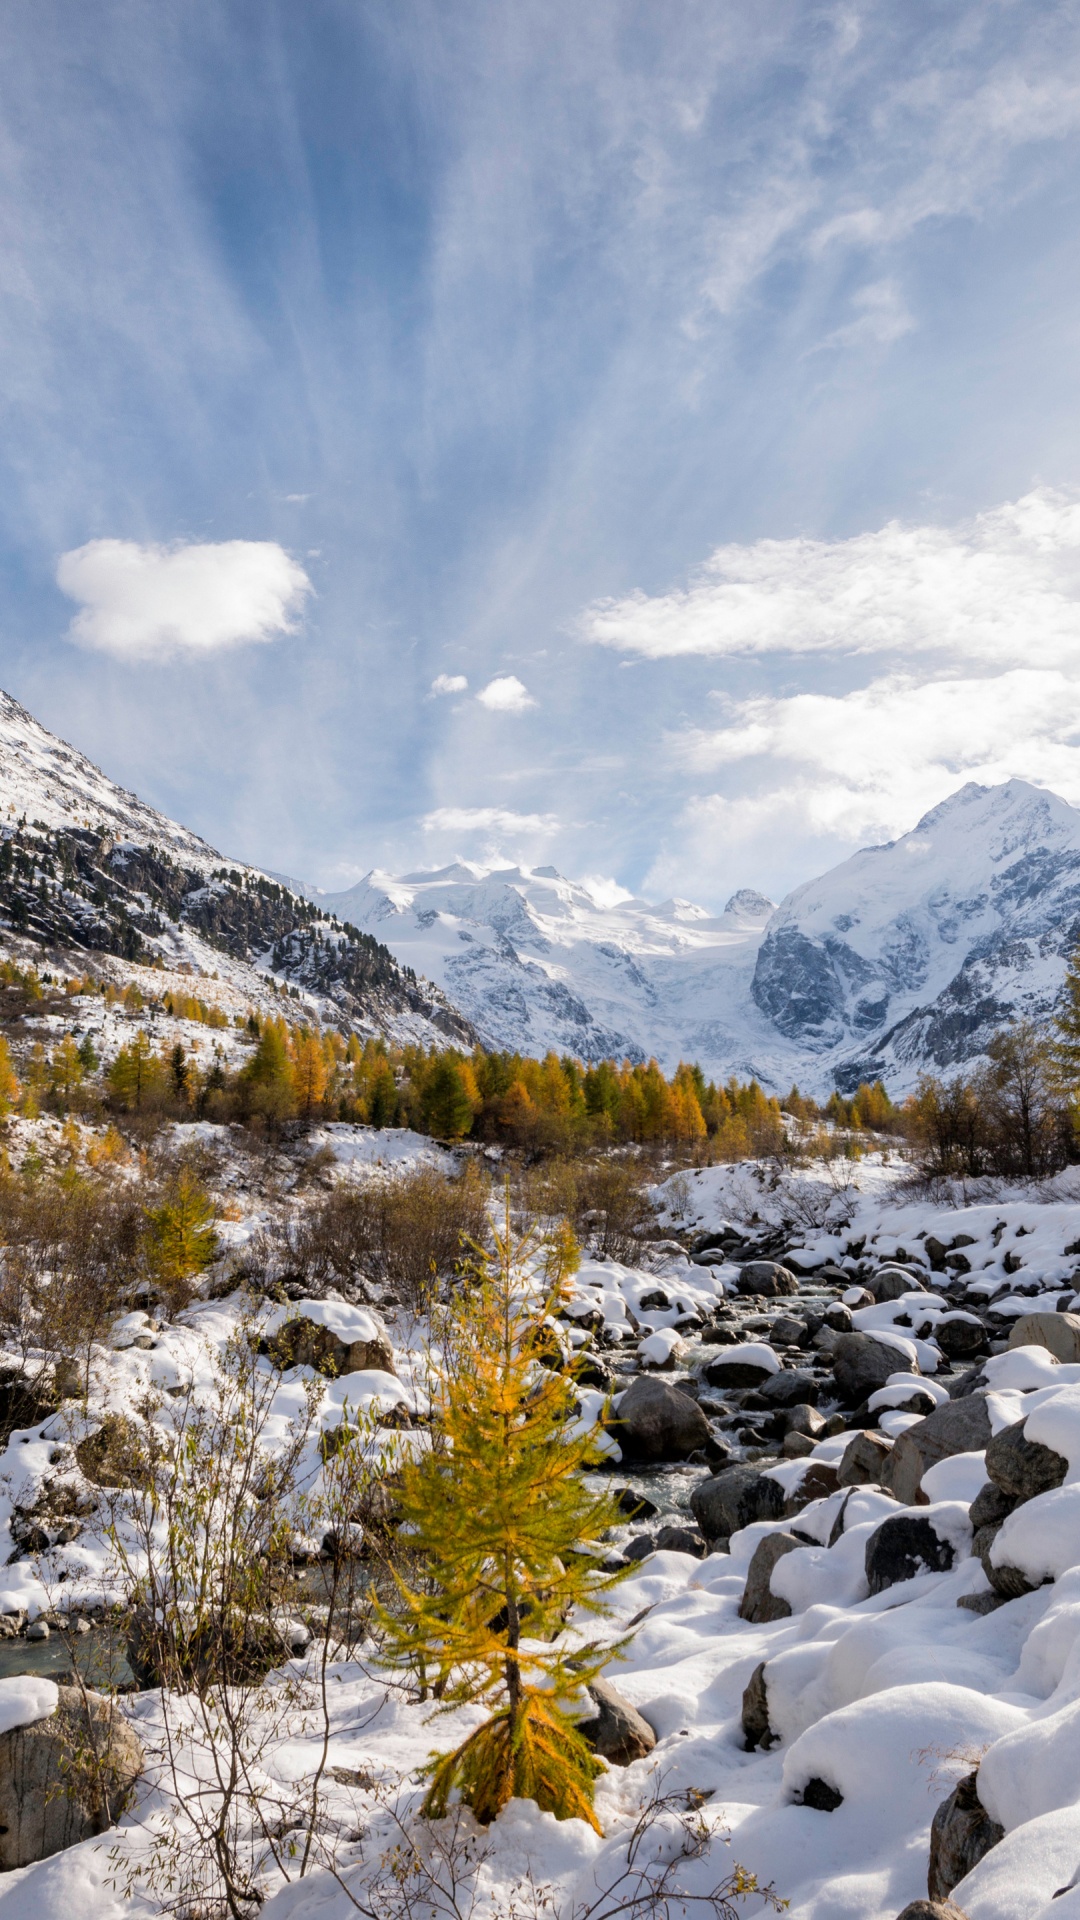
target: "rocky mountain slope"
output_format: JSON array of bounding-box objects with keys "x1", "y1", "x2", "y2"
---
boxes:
[
  {"x1": 320, "y1": 781, "x2": 1080, "y2": 1094},
  {"x1": 0, "y1": 691, "x2": 471, "y2": 1047}
]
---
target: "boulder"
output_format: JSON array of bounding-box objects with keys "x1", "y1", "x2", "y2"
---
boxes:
[
  {"x1": 785, "y1": 1460, "x2": 840, "y2": 1512},
  {"x1": 838, "y1": 1430, "x2": 893, "y2": 1488},
  {"x1": 757, "y1": 1369, "x2": 820, "y2": 1410},
  {"x1": 785, "y1": 1403, "x2": 826, "y2": 1438},
  {"x1": 741, "y1": 1661, "x2": 774, "y2": 1751},
  {"x1": 738, "y1": 1531, "x2": 801, "y2": 1623},
  {"x1": 654, "y1": 1525, "x2": 707, "y2": 1558},
  {"x1": 924, "y1": 1236, "x2": 948, "y2": 1270},
  {"x1": 735, "y1": 1261, "x2": 799, "y2": 1297},
  {"x1": 865, "y1": 1513, "x2": 956, "y2": 1595},
  {"x1": 607, "y1": 1376, "x2": 713, "y2": 1462},
  {"x1": 928, "y1": 1771, "x2": 1004, "y2": 1902},
  {"x1": 0, "y1": 1686, "x2": 143, "y2": 1868},
  {"x1": 869, "y1": 1268, "x2": 927, "y2": 1302},
  {"x1": 800, "y1": 1777, "x2": 843, "y2": 1810},
  {"x1": 702, "y1": 1351, "x2": 779, "y2": 1390},
  {"x1": 577, "y1": 1678, "x2": 656, "y2": 1766},
  {"x1": 833, "y1": 1333, "x2": 917, "y2": 1403},
  {"x1": 934, "y1": 1314, "x2": 988, "y2": 1361},
  {"x1": 881, "y1": 1394, "x2": 992, "y2": 1505},
  {"x1": 690, "y1": 1465, "x2": 784, "y2": 1540},
  {"x1": 769, "y1": 1314, "x2": 808, "y2": 1346},
  {"x1": 984, "y1": 1418, "x2": 1067, "y2": 1504},
  {"x1": 968, "y1": 1482, "x2": 1015, "y2": 1530},
  {"x1": 972, "y1": 1523, "x2": 1035, "y2": 1600},
  {"x1": 265, "y1": 1311, "x2": 396, "y2": 1379},
  {"x1": 1007, "y1": 1311, "x2": 1080, "y2": 1364}
]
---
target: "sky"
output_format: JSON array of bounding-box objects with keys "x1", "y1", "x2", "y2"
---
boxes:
[{"x1": 3, "y1": 2, "x2": 1080, "y2": 908}]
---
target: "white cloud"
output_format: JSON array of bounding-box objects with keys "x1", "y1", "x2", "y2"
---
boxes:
[
  {"x1": 581, "y1": 488, "x2": 1080, "y2": 667},
  {"x1": 421, "y1": 805, "x2": 558, "y2": 834},
  {"x1": 476, "y1": 674, "x2": 535, "y2": 712},
  {"x1": 431, "y1": 672, "x2": 469, "y2": 695},
  {"x1": 645, "y1": 666, "x2": 1080, "y2": 899},
  {"x1": 814, "y1": 278, "x2": 915, "y2": 353},
  {"x1": 57, "y1": 538, "x2": 311, "y2": 661}
]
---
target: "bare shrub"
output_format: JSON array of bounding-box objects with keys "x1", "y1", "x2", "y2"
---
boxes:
[{"x1": 518, "y1": 1155, "x2": 657, "y2": 1264}]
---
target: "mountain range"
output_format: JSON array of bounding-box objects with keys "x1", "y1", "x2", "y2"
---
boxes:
[
  {"x1": 315, "y1": 781, "x2": 1080, "y2": 1095},
  {"x1": 0, "y1": 687, "x2": 1077, "y2": 1094}
]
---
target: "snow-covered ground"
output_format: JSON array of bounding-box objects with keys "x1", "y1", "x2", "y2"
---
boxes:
[{"x1": 3, "y1": 1142, "x2": 1080, "y2": 1915}]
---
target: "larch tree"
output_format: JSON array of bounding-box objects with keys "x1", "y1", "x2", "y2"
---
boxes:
[{"x1": 377, "y1": 1194, "x2": 628, "y2": 1831}]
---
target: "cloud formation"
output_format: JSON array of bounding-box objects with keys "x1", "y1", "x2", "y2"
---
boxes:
[
  {"x1": 431, "y1": 673, "x2": 468, "y2": 695},
  {"x1": 581, "y1": 489, "x2": 1080, "y2": 667},
  {"x1": 58, "y1": 539, "x2": 311, "y2": 661},
  {"x1": 421, "y1": 805, "x2": 557, "y2": 835},
  {"x1": 476, "y1": 675, "x2": 535, "y2": 712}
]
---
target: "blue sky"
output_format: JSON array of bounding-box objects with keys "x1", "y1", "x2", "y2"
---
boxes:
[{"x1": 4, "y1": 1, "x2": 1080, "y2": 906}]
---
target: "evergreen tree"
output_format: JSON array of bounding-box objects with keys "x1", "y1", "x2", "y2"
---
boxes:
[
  {"x1": 421, "y1": 1054, "x2": 475, "y2": 1140},
  {"x1": 292, "y1": 1029, "x2": 328, "y2": 1120},
  {"x1": 377, "y1": 1197, "x2": 628, "y2": 1831}
]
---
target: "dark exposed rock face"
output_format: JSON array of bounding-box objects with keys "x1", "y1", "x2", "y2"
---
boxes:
[
  {"x1": 833, "y1": 1333, "x2": 916, "y2": 1402},
  {"x1": 264, "y1": 1315, "x2": 396, "y2": 1380},
  {"x1": 928, "y1": 1771, "x2": 1004, "y2": 1902},
  {"x1": 838, "y1": 1430, "x2": 893, "y2": 1487},
  {"x1": 735, "y1": 1262, "x2": 800, "y2": 1298}
]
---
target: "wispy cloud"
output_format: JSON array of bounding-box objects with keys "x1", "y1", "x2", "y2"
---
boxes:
[
  {"x1": 431, "y1": 672, "x2": 469, "y2": 695},
  {"x1": 58, "y1": 539, "x2": 311, "y2": 662},
  {"x1": 421, "y1": 805, "x2": 558, "y2": 834},
  {"x1": 580, "y1": 488, "x2": 1080, "y2": 668},
  {"x1": 476, "y1": 675, "x2": 535, "y2": 712}
]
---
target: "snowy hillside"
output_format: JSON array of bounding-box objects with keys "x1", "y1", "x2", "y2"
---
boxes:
[
  {"x1": 320, "y1": 781, "x2": 1080, "y2": 1094},
  {"x1": 0, "y1": 691, "x2": 471, "y2": 1049}
]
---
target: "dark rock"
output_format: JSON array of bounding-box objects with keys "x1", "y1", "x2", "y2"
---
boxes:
[
  {"x1": 869, "y1": 1268, "x2": 927, "y2": 1302},
  {"x1": 702, "y1": 1351, "x2": 780, "y2": 1389},
  {"x1": 985, "y1": 1418, "x2": 1067, "y2": 1504},
  {"x1": 741, "y1": 1661, "x2": 774, "y2": 1750},
  {"x1": 623, "y1": 1534, "x2": 655, "y2": 1563},
  {"x1": 577, "y1": 1678, "x2": 656, "y2": 1766},
  {"x1": 968, "y1": 1482, "x2": 1015, "y2": 1531},
  {"x1": 881, "y1": 1394, "x2": 992, "y2": 1505},
  {"x1": 838, "y1": 1430, "x2": 893, "y2": 1487},
  {"x1": 607, "y1": 1375, "x2": 713, "y2": 1462},
  {"x1": 925, "y1": 1236, "x2": 948, "y2": 1271},
  {"x1": 736, "y1": 1262, "x2": 799, "y2": 1298},
  {"x1": 575, "y1": 1353, "x2": 615, "y2": 1390},
  {"x1": 944, "y1": 1251, "x2": 972, "y2": 1274},
  {"x1": 638, "y1": 1290, "x2": 671, "y2": 1312},
  {"x1": 832, "y1": 1333, "x2": 915, "y2": 1403},
  {"x1": 690, "y1": 1465, "x2": 785, "y2": 1539},
  {"x1": 824, "y1": 1302, "x2": 855, "y2": 1332},
  {"x1": 613, "y1": 1486, "x2": 659, "y2": 1520},
  {"x1": 972, "y1": 1521, "x2": 1037, "y2": 1600},
  {"x1": 935, "y1": 1315, "x2": 989, "y2": 1362},
  {"x1": 738, "y1": 1532, "x2": 801, "y2": 1622},
  {"x1": 785, "y1": 1403, "x2": 826, "y2": 1438},
  {"x1": 800, "y1": 1777, "x2": 843, "y2": 1811},
  {"x1": 654, "y1": 1525, "x2": 707, "y2": 1558},
  {"x1": 928, "y1": 1771, "x2": 1004, "y2": 1901},
  {"x1": 865, "y1": 1514, "x2": 955, "y2": 1595},
  {"x1": 770, "y1": 1314, "x2": 809, "y2": 1346},
  {"x1": 0, "y1": 1686, "x2": 143, "y2": 1867},
  {"x1": 757, "y1": 1369, "x2": 820, "y2": 1410},
  {"x1": 785, "y1": 1461, "x2": 840, "y2": 1513}
]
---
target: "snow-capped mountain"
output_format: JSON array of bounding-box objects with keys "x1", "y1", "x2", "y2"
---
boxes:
[
  {"x1": 753, "y1": 778, "x2": 1080, "y2": 1090},
  {"x1": 319, "y1": 781, "x2": 1080, "y2": 1094},
  {"x1": 0, "y1": 691, "x2": 472, "y2": 1048},
  {"x1": 315, "y1": 866, "x2": 777, "y2": 1072}
]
